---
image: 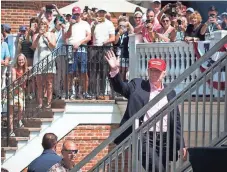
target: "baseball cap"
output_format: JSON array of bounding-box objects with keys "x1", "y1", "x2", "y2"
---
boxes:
[
  {"x1": 97, "y1": 8, "x2": 107, "y2": 13},
  {"x1": 3, "y1": 24, "x2": 11, "y2": 32},
  {"x1": 72, "y1": 6, "x2": 82, "y2": 14},
  {"x1": 148, "y1": 59, "x2": 166, "y2": 71},
  {"x1": 19, "y1": 26, "x2": 27, "y2": 31},
  {"x1": 186, "y1": 7, "x2": 195, "y2": 13},
  {"x1": 152, "y1": 0, "x2": 161, "y2": 3}
]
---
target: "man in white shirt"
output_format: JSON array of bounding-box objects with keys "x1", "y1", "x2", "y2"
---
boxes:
[
  {"x1": 66, "y1": 6, "x2": 91, "y2": 99},
  {"x1": 90, "y1": 9, "x2": 115, "y2": 99}
]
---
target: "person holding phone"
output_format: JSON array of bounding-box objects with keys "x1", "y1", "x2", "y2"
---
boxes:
[
  {"x1": 142, "y1": 9, "x2": 161, "y2": 43},
  {"x1": 114, "y1": 17, "x2": 134, "y2": 81},
  {"x1": 52, "y1": 16, "x2": 68, "y2": 99},
  {"x1": 200, "y1": 6, "x2": 222, "y2": 36},
  {"x1": 174, "y1": 17, "x2": 187, "y2": 41},
  {"x1": 156, "y1": 15, "x2": 176, "y2": 42},
  {"x1": 32, "y1": 19, "x2": 56, "y2": 108}
]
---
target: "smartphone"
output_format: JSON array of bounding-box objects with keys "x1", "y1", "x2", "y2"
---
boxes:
[
  {"x1": 146, "y1": 19, "x2": 151, "y2": 23},
  {"x1": 58, "y1": 16, "x2": 66, "y2": 24},
  {"x1": 177, "y1": 19, "x2": 182, "y2": 25},
  {"x1": 122, "y1": 13, "x2": 126, "y2": 16},
  {"x1": 46, "y1": 4, "x2": 54, "y2": 10}
]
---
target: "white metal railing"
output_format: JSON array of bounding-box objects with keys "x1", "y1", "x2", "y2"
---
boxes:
[{"x1": 129, "y1": 31, "x2": 227, "y2": 95}]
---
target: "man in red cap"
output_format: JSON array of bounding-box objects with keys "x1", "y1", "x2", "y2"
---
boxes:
[
  {"x1": 65, "y1": 6, "x2": 92, "y2": 99},
  {"x1": 105, "y1": 50, "x2": 186, "y2": 171}
]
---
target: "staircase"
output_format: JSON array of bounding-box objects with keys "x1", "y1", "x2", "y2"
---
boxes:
[
  {"x1": 1, "y1": 44, "x2": 124, "y2": 171},
  {"x1": 71, "y1": 36, "x2": 227, "y2": 172}
]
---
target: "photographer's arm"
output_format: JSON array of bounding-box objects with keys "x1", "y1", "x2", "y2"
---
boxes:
[
  {"x1": 66, "y1": 24, "x2": 73, "y2": 39},
  {"x1": 127, "y1": 22, "x2": 134, "y2": 34},
  {"x1": 31, "y1": 33, "x2": 41, "y2": 49},
  {"x1": 114, "y1": 31, "x2": 121, "y2": 45},
  {"x1": 200, "y1": 23, "x2": 208, "y2": 35},
  {"x1": 52, "y1": 4, "x2": 67, "y2": 22},
  {"x1": 170, "y1": 29, "x2": 177, "y2": 42},
  {"x1": 45, "y1": 32, "x2": 56, "y2": 49},
  {"x1": 103, "y1": 34, "x2": 115, "y2": 45},
  {"x1": 134, "y1": 24, "x2": 143, "y2": 34}
]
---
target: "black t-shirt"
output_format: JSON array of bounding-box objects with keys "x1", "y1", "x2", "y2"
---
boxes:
[
  {"x1": 114, "y1": 30, "x2": 129, "y2": 58},
  {"x1": 21, "y1": 39, "x2": 34, "y2": 59},
  {"x1": 185, "y1": 24, "x2": 205, "y2": 41}
]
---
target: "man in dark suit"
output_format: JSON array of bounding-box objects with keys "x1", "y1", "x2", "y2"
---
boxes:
[{"x1": 105, "y1": 50, "x2": 186, "y2": 172}]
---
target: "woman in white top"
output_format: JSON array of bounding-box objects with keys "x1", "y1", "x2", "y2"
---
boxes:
[{"x1": 32, "y1": 19, "x2": 56, "y2": 108}]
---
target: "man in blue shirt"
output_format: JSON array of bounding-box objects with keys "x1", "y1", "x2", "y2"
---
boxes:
[
  {"x1": 1, "y1": 33, "x2": 10, "y2": 65},
  {"x1": 28, "y1": 133, "x2": 62, "y2": 172}
]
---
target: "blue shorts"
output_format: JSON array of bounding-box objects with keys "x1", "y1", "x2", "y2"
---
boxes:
[{"x1": 68, "y1": 51, "x2": 87, "y2": 73}]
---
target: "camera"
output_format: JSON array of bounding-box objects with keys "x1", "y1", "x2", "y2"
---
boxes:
[
  {"x1": 209, "y1": 14, "x2": 216, "y2": 18},
  {"x1": 177, "y1": 19, "x2": 182, "y2": 25},
  {"x1": 122, "y1": 13, "x2": 126, "y2": 16},
  {"x1": 84, "y1": 6, "x2": 89, "y2": 12},
  {"x1": 166, "y1": 3, "x2": 178, "y2": 17},
  {"x1": 91, "y1": 8, "x2": 97, "y2": 12},
  {"x1": 146, "y1": 19, "x2": 151, "y2": 23},
  {"x1": 46, "y1": 4, "x2": 54, "y2": 11}
]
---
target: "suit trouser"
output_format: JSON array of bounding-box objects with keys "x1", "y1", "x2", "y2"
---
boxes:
[{"x1": 142, "y1": 132, "x2": 167, "y2": 172}]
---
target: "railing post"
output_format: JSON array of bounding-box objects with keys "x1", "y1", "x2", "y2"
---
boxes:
[
  {"x1": 65, "y1": 45, "x2": 70, "y2": 99},
  {"x1": 129, "y1": 34, "x2": 137, "y2": 80},
  {"x1": 6, "y1": 66, "x2": 12, "y2": 146},
  {"x1": 131, "y1": 120, "x2": 138, "y2": 172}
]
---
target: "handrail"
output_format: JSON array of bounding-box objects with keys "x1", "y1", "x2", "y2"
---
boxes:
[
  {"x1": 87, "y1": 48, "x2": 227, "y2": 172},
  {"x1": 71, "y1": 35, "x2": 227, "y2": 171},
  {"x1": 1, "y1": 45, "x2": 67, "y2": 92}
]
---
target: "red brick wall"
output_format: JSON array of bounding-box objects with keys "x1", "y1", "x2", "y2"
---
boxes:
[
  {"x1": 1, "y1": 1, "x2": 73, "y2": 33},
  {"x1": 56, "y1": 124, "x2": 120, "y2": 172}
]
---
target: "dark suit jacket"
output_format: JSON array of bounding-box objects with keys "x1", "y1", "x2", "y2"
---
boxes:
[{"x1": 110, "y1": 73, "x2": 184, "y2": 161}]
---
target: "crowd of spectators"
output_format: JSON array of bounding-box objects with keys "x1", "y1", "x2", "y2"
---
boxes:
[{"x1": 1, "y1": 0, "x2": 227, "y2": 106}]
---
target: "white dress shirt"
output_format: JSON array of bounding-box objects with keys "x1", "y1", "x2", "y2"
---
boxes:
[{"x1": 143, "y1": 82, "x2": 168, "y2": 132}]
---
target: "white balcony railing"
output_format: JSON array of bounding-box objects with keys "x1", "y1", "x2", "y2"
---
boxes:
[{"x1": 128, "y1": 33, "x2": 227, "y2": 95}]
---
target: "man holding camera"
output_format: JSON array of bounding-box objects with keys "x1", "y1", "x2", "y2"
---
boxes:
[
  {"x1": 200, "y1": 6, "x2": 222, "y2": 36},
  {"x1": 66, "y1": 6, "x2": 91, "y2": 99},
  {"x1": 16, "y1": 26, "x2": 34, "y2": 66}
]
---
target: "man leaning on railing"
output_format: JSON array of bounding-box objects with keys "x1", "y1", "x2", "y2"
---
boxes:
[{"x1": 105, "y1": 50, "x2": 187, "y2": 171}]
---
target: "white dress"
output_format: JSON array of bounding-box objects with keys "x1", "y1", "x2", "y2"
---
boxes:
[{"x1": 33, "y1": 32, "x2": 56, "y2": 74}]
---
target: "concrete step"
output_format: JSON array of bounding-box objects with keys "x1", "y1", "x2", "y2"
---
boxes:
[
  {"x1": 22, "y1": 118, "x2": 53, "y2": 128},
  {"x1": 14, "y1": 127, "x2": 41, "y2": 137},
  {"x1": 1, "y1": 137, "x2": 29, "y2": 147}
]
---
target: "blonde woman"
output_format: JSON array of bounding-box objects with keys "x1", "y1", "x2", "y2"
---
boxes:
[
  {"x1": 184, "y1": 11, "x2": 205, "y2": 42},
  {"x1": 32, "y1": 19, "x2": 56, "y2": 108},
  {"x1": 9, "y1": 53, "x2": 29, "y2": 135}
]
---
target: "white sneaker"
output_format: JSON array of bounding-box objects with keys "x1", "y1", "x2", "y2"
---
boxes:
[
  {"x1": 10, "y1": 132, "x2": 15, "y2": 137},
  {"x1": 19, "y1": 120, "x2": 23, "y2": 127}
]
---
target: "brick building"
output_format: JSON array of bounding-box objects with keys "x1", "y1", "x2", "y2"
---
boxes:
[
  {"x1": 1, "y1": 1, "x2": 118, "y2": 33},
  {"x1": 1, "y1": 1, "x2": 73, "y2": 33}
]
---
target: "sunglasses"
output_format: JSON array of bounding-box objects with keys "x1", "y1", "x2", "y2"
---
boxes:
[
  {"x1": 162, "y1": 20, "x2": 170, "y2": 23},
  {"x1": 63, "y1": 149, "x2": 78, "y2": 154}
]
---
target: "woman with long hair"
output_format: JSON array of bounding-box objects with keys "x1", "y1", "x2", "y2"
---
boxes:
[
  {"x1": 9, "y1": 53, "x2": 28, "y2": 135},
  {"x1": 32, "y1": 19, "x2": 56, "y2": 108}
]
